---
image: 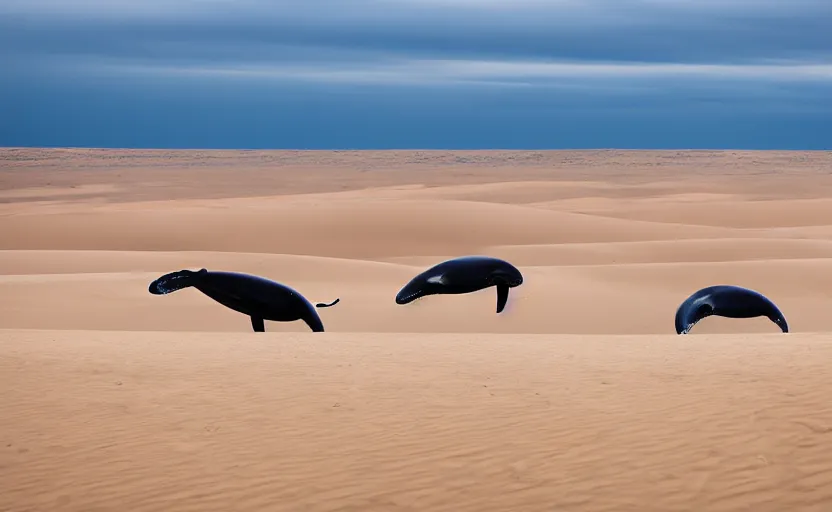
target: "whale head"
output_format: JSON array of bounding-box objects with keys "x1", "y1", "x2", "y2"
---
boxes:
[
  {"x1": 149, "y1": 268, "x2": 208, "y2": 295},
  {"x1": 395, "y1": 273, "x2": 446, "y2": 305}
]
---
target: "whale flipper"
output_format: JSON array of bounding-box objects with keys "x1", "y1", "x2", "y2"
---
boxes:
[
  {"x1": 496, "y1": 283, "x2": 509, "y2": 313},
  {"x1": 315, "y1": 298, "x2": 340, "y2": 308},
  {"x1": 251, "y1": 316, "x2": 265, "y2": 332}
]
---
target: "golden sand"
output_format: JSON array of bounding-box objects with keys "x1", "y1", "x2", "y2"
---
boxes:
[{"x1": 2, "y1": 148, "x2": 832, "y2": 511}]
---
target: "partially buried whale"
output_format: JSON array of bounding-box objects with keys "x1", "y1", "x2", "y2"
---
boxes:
[
  {"x1": 674, "y1": 284, "x2": 788, "y2": 334},
  {"x1": 395, "y1": 256, "x2": 523, "y2": 313},
  {"x1": 148, "y1": 268, "x2": 339, "y2": 332}
]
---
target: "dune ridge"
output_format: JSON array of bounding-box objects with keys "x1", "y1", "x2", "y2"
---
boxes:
[{"x1": 2, "y1": 148, "x2": 832, "y2": 511}]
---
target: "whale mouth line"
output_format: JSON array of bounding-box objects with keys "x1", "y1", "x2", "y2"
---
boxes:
[
  {"x1": 396, "y1": 291, "x2": 423, "y2": 304},
  {"x1": 150, "y1": 275, "x2": 188, "y2": 295},
  {"x1": 152, "y1": 282, "x2": 175, "y2": 294}
]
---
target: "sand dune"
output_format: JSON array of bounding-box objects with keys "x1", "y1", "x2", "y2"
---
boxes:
[
  {"x1": 482, "y1": 238, "x2": 832, "y2": 266},
  {"x1": 2, "y1": 148, "x2": 832, "y2": 511},
  {"x1": 566, "y1": 197, "x2": 832, "y2": 228},
  {"x1": 0, "y1": 196, "x2": 771, "y2": 259}
]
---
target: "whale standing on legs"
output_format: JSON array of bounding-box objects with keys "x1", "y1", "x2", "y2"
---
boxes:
[
  {"x1": 395, "y1": 256, "x2": 523, "y2": 313},
  {"x1": 674, "y1": 285, "x2": 788, "y2": 334},
  {"x1": 148, "y1": 268, "x2": 339, "y2": 332}
]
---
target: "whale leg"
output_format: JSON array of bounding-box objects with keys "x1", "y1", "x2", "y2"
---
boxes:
[
  {"x1": 302, "y1": 313, "x2": 325, "y2": 333},
  {"x1": 496, "y1": 283, "x2": 509, "y2": 313},
  {"x1": 251, "y1": 316, "x2": 265, "y2": 332}
]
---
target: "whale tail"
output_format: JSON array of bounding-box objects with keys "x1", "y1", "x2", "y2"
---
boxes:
[
  {"x1": 315, "y1": 298, "x2": 340, "y2": 308},
  {"x1": 148, "y1": 268, "x2": 207, "y2": 295},
  {"x1": 298, "y1": 298, "x2": 339, "y2": 332}
]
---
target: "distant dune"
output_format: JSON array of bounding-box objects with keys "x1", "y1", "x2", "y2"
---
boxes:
[{"x1": 2, "y1": 148, "x2": 832, "y2": 511}]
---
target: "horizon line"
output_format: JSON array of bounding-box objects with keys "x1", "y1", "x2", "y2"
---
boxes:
[{"x1": 2, "y1": 146, "x2": 831, "y2": 153}]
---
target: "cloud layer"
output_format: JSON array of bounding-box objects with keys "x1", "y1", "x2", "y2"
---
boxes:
[{"x1": 2, "y1": 0, "x2": 830, "y2": 148}]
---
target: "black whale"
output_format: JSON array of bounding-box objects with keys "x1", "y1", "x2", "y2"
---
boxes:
[
  {"x1": 395, "y1": 256, "x2": 524, "y2": 313},
  {"x1": 149, "y1": 268, "x2": 339, "y2": 332},
  {"x1": 674, "y1": 285, "x2": 788, "y2": 334}
]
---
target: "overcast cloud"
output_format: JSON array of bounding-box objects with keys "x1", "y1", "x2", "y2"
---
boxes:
[{"x1": 1, "y1": 0, "x2": 830, "y2": 148}]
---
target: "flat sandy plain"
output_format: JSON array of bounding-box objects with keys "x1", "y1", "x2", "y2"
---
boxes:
[{"x1": 2, "y1": 148, "x2": 832, "y2": 511}]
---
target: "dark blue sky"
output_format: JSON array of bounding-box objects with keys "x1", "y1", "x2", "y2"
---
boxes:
[{"x1": 2, "y1": 0, "x2": 830, "y2": 149}]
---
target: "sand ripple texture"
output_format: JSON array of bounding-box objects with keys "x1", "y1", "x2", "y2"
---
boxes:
[{"x1": 3, "y1": 330, "x2": 832, "y2": 512}]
